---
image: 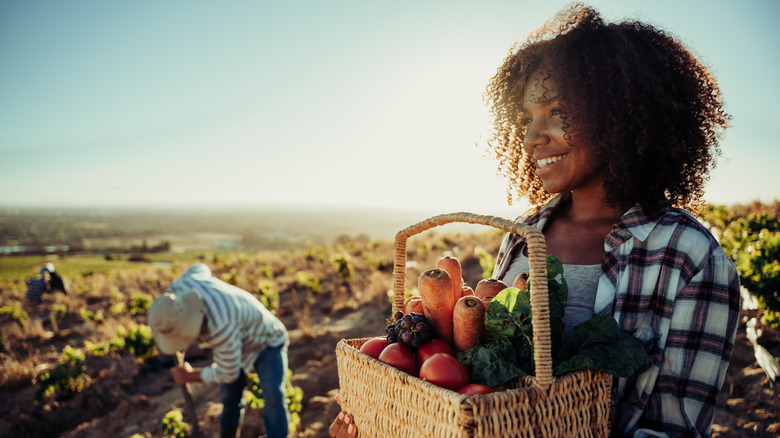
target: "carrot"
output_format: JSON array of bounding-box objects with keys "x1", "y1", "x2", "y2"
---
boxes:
[
  {"x1": 404, "y1": 295, "x2": 422, "y2": 313},
  {"x1": 453, "y1": 296, "x2": 485, "y2": 352},
  {"x1": 418, "y1": 268, "x2": 455, "y2": 344},
  {"x1": 475, "y1": 278, "x2": 508, "y2": 300},
  {"x1": 512, "y1": 272, "x2": 529, "y2": 291},
  {"x1": 436, "y1": 256, "x2": 462, "y2": 304},
  {"x1": 405, "y1": 296, "x2": 424, "y2": 314},
  {"x1": 460, "y1": 285, "x2": 474, "y2": 299}
]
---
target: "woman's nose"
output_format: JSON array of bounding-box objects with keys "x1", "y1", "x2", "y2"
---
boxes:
[{"x1": 524, "y1": 120, "x2": 549, "y2": 150}]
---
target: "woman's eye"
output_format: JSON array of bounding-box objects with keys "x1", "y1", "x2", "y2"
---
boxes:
[{"x1": 550, "y1": 108, "x2": 562, "y2": 117}]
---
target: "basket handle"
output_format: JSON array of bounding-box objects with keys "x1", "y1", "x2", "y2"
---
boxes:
[{"x1": 392, "y1": 212, "x2": 554, "y2": 387}]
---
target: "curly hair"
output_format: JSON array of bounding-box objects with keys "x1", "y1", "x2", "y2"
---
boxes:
[{"x1": 485, "y1": 3, "x2": 730, "y2": 216}]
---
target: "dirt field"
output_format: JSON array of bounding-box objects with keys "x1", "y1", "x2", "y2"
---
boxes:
[{"x1": 1, "y1": 231, "x2": 778, "y2": 437}]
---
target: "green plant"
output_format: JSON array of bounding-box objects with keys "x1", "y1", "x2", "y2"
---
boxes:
[
  {"x1": 474, "y1": 246, "x2": 496, "y2": 279},
  {"x1": 109, "y1": 302, "x2": 127, "y2": 316},
  {"x1": 363, "y1": 252, "x2": 390, "y2": 271},
  {"x1": 260, "y1": 265, "x2": 274, "y2": 279},
  {"x1": 416, "y1": 241, "x2": 432, "y2": 257},
  {"x1": 295, "y1": 271, "x2": 321, "y2": 294},
  {"x1": 119, "y1": 323, "x2": 157, "y2": 360},
  {"x1": 80, "y1": 308, "x2": 105, "y2": 324},
  {"x1": 244, "y1": 369, "x2": 303, "y2": 432},
  {"x1": 49, "y1": 303, "x2": 67, "y2": 331},
  {"x1": 221, "y1": 269, "x2": 238, "y2": 285},
  {"x1": 0, "y1": 302, "x2": 29, "y2": 328},
  {"x1": 256, "y1": 280, "x2": 280, "y2": 312},
  {"x1": 84, "y1": 340, "x2": 113, "y2": 357},
  {"x1": 161, "y1": 407, "x2": 190, "y2": 438},
  {"x1": 702, "y1": 207, "x2": 780, "y2": 326},
  {"x1": 330, "y1": 254, "x2": 353, "y2": 283},
  {"x1": 304, "y1": 244, "x2": 327, "y2": 264},
  {"x1": 34, "y1": 345, "x2": 86, "y2": 402},
  {"x1": 129, "y1": 292, "x2": 153, "y2": 315}
]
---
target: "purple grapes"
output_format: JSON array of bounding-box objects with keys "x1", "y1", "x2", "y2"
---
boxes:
[{"x1": 385, "y1": 312, "x2": 433, "y2": 348}]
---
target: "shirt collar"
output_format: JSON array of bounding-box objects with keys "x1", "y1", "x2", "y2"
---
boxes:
[{"x1": 613, "y1": 204, "x2": 663, "y2": 242}]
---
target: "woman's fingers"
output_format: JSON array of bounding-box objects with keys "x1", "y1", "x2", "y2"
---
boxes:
[
  {"x1": 328, "y1": 412, "x2": 357, "y2": 438},
  {"x1": 328, "y1": 411, "x2": 345, "y2": 437},
  {"x1": 339, "y1": 414, "x2": 356, "y2": 438}
]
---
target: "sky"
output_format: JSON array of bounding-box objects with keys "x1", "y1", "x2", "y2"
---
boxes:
[{"x1": 1, "y1": 0, "x2": 778, "y2": 217}]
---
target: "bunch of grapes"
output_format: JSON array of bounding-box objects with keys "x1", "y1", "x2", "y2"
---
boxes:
[{"x1": 386, "y1": 311, "x2": 433, "y2": 348}]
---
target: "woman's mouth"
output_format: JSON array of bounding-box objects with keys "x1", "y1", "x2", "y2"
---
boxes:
[{"x1": 536, "y1": 153, "x2": 567, "y2": 169}]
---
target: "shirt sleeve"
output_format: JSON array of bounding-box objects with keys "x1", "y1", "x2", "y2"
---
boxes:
[
  {"x1": 200, "y1": 323, "x2": 244, "y2": 384},
  {"x1": 628, "y1": 250, "x2": 740, "y2": 436}
]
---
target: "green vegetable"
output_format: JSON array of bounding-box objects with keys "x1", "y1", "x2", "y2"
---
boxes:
[{"x1": 457, "y1": 255, "x2": 652, "y2": 388}]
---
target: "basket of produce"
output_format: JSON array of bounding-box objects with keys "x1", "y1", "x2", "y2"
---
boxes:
[{"x1": 335, "y1": 212, "x2": 651, "y2": 437}]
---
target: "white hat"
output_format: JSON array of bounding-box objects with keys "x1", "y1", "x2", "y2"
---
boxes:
[
  {"x1": 148, "y1": 288, "x2": 205, "y2": 354},
  {"x1": 41, "y1": 263, "x2": 55, "y2": 274}
]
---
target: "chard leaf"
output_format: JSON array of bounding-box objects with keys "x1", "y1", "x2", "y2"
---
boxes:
[
  {"x1": 554, "y1": 314, "x2": 653, "y2": 377},
  {"x1": 457, "y1": 339, "x2": 526, "y2": 387},
  {"x1": 485, "y1": 287, "x2": 530, "y2": 339}
]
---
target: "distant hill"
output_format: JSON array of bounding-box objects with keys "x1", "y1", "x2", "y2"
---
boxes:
[{"x1": 0, "y1": 205, "x2": 518, "y2": 255}]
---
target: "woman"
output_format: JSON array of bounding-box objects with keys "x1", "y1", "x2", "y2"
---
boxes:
[{"x1": 331, "y1": 4, "x2": 740, "y2": 437}]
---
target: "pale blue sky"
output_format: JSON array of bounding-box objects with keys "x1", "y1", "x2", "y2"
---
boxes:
[{"x1": 1, "y1": 0, "x2": 777, "y2": 214}]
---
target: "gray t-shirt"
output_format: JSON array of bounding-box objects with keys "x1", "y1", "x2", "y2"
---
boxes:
[{"x1": 503, "y1": 252, "x2": 600, "y2": 340}]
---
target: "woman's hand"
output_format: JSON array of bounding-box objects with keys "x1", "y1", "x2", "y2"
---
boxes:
[
  {"x1": 328, "y1": 411, "x2": 357, "y2": 438},
  {"x1": 329, "y1": 393, "x2": 358, "y2": 437}
]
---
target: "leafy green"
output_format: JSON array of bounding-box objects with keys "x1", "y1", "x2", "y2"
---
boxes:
[
  {"x1": 456, "y1": 338, "x2": 526, "y2": 387},
  {"x1": 457, "y1": 255, "x2": 652, "y2": 388},
  {"x1": 554, "y1": 314, "x2": 652, "y2": 377}
]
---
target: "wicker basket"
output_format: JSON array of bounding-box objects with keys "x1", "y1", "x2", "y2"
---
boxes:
[{"x1": 335, "y1": 212, "x2": 612, "y2": 437}]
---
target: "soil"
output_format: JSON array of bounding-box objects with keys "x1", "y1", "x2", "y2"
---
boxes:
[{"x1": 1, "y1": 238, "x2": 778, "y2": 437}]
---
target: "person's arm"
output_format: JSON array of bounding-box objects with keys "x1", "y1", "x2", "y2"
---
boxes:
[
  {"x1": 171, "y1": 361, "x2": 203, "y2": 384},
  {"x1": 200, "y1": 324, "x2": 244, "y2": 384},
  {"x1": 623, "y1": 251, "x2": 740, "y2": 437}
]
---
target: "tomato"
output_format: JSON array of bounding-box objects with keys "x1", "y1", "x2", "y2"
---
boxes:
[
  {"x1": 457, "y1": 383, "x2": 494, "y2": 396},
  {"x1": 418, "y1": 353, "x2": 470, "y2": 391},
  {"x1": 415, "y1": 339, "x2": 454, "y2": 367},
  {"x1": 378, "y1": 342, "x2": 418, "y2": 376},
  {"x1": 359, "y1": 337, "x2": 390, "y2": 359}
]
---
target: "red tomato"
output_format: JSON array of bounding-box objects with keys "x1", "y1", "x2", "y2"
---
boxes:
[
  {"x1": 415, "y1": 339, "x2": 455, "y2": 367},
  {"x1": 359, "y1": 337, "x2": 390, "y2": 359},
  {"x1": 457, "y1": 383, "x2": 494, "y2": 396},
  {"x1": 418, "y1": 353, "x2": 470, "y2": 391},
  {"x1": 378, "y1": 343, "x2": 418, "y2": 376}
]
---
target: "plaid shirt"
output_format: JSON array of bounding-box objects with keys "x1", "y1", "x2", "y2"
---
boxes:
[
  {"x1": 493, "y1": 193, "x2": 741, "y2": 438},
  {"x1": 25, "y1": 276, "x2": 47, "y2": 301}
]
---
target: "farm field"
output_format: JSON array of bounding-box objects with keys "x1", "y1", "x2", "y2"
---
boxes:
[{"x1": 1, "y1": 208, "x2": 779, "y2": 437}]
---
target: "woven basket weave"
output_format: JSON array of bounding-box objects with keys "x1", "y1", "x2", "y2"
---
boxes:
[{"x1": 335, "y1": 212, "x2": 612, "y2": 437}]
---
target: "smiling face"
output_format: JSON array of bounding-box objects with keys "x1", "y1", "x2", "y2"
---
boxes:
[{"x1": 521, "y1": 70, "x2": 604, "y2": 197}]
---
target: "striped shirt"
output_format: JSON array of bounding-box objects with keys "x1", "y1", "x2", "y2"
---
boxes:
[
  {"x1": 493, "y1": 193, "x2": 741, "y2": 438},
  {"x1": 169, "y1": 263, "x2": 289, "y2": 385}
]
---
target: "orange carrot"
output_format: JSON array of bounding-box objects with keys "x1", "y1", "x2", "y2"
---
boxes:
[
  {"x1": 406, "y1": 296, "x2": 424, "y2": 314},
  {"x1": 453, "y1": 296, "x2": 485, "y2": 352},
  {"x1": 418, "y1": 268, "x2": 455, "y2": 345},
  {"x1": 460, "y1": 285, "x2": 474, "y2": 299},
  {"x1": 475, "y1": 278, "x2": 508, "y2": 300},
  {"x1": 436, "y1": 256, "x2": 462, "y2": 304},
  {"x1": 512, "y1": 272, "x2": 529, "y2": 291},
  {"x1": 404, "y1": 295, "x2": 422, "y2": 313}
]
